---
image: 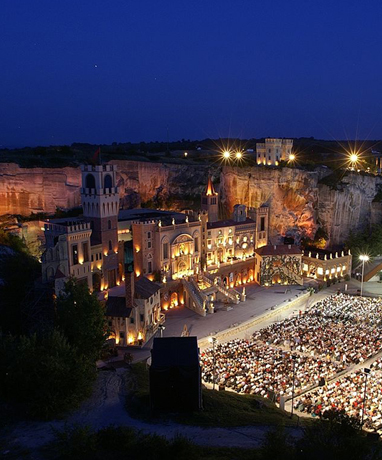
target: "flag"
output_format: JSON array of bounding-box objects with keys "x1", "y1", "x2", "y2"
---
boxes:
[{"x1": 91, "y1": 147, "x2": 101, "y2": 165}]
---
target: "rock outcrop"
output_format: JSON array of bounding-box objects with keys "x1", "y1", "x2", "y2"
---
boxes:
[
  {"x1": 220, "y1": 166, "x2": 319, "y2": 243},
  {"x1": 0, "y1": 161, "x2": 214, "y2": 216},
  {"x1": 220, "y1": 165, "x2": 382, "y2": 245},
  {"x1": 1, "y1": 161, "x2": 381, "y2": 246},
  {"x1": 0, "y1": 163, "x2": 81, "y2": 216}
]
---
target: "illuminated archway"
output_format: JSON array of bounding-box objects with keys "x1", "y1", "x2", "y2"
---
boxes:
[{"x1": 170, "y1": 292, "x2": 178, "y2": 308}]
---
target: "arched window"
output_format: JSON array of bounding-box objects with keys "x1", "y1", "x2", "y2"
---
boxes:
[
  {"x1": 108, "y1": 220, "x2": 112, "y2": 230},
  {"x1": 109, "y1": 240, "x2": 112, "y2": 251},
  {"x1": 85, "y1": 174, "x2": 96, "y2": 189},
  {"x1": 104, "y1": 174, "x2": 112, "y2": 189}
]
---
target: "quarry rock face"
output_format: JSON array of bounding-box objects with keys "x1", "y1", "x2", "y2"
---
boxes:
[
  {"x1": 0, "y1": 163, "x2": 82, "y2": 215},
  {"x1": 0, "y1": 161, "x2": 213, "y2": 215},
  {"x1": 220, "y1": 166, "x2": 319, "y2": 244},
  {"x1": 111, "y1": 160, "x2": 214, "y2": 207},
  {"x1": 220, "y1": 166, "x2": 382, "y2": 245},
  {"x1": 1, "y1": 161, "x2": 382, "y2": 246},
  {"x1": 317, "y1": 173, "x2": 382, "y2": 245}
]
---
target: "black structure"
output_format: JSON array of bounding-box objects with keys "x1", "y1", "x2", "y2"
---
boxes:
[{"x1": 150, "y1": 336, "x2": 202, "y2": 412}]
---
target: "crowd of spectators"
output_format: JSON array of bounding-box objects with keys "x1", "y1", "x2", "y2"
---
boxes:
[{"x1": 201, "y1": 294, "x2": 382, "y2": 420}]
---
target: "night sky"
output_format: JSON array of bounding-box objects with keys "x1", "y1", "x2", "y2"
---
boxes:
[{"x1": 1, "y1": 0, "x2": 382, "y2": 147}]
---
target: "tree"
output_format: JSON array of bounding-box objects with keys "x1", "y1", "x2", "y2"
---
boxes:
[
  {"x1": 55, "y1": 278, "x2": 108, "y2": 361},
  {"x1": 0, "y1": 331, "x2": 95, "y2": 419},
  {"x1": 0, "y1": 234, "x2": 41, "y2": 335}
]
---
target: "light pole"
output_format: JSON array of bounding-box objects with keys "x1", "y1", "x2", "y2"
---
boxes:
[
  {"x1": 361, "y1": 368, "x2": 371, "y2": 427},
  {"x1": 208, "y1": 336, "x2": 217, "y2": 390},
  {"x1": 359, "y1": 255, "x2": 369, "y2": 297},
  {"x1": 290, "y1": 354, "x2": 297, "y2": 418}
]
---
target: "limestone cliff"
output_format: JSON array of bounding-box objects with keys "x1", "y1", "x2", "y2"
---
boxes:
[
  {"x1": 1, "y1": 161, "x2": 381, "y2": 246},
  {"x1": 0, "y1": 161, "x2": 214, "y2": 216},
  {"x1": 220, "y1": 165, "x2": 382, "y2": 245},
  {"x1": 220, "y1": 166, "x2": 319, "y2": 243},
  {"x1": 318, "y1": 173, "x2": 382, "y2": 245},
  {"x1": 0, "y1": 163, "x2": 81, "y2": 216}
]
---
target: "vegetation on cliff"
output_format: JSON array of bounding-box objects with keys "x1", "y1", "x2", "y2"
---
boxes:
[
  {"x1": 1, "y1": 137, "x2": 381, "y2": 169},
  {"x1": 345, "y1": 224, "x2": 382, "y2": 262}
]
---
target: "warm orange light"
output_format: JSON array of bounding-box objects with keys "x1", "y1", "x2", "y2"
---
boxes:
[
  {"x1": 205, "y1": 176, "x2": 217, "y2": 196},
  {"x1": 235, "y1": 151, "x2": 243, "y2": 159},
  {"x1": 350, "y1": 153, "x2": 358, "y2": 163},
  {"x1": 223, "y1": 150, "x2": 231, "y2": 159},
  {"x1": 288, "y1": 153, "x2": 296, "y2": 161}
]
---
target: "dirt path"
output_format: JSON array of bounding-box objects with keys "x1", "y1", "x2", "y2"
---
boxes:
[{"x1": 4, "y1": 369, "x2": 301, "y2": 452}]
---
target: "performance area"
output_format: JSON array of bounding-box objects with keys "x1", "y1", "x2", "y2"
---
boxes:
[{"x1": 201, "y1": 293, "x2": 382, "y2": 431}]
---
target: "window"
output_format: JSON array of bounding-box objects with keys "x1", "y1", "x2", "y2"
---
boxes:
[
  {"x1": 82, "y1": 242, "x2": 89, "y2": 262},
  {"x1": 91, "y1": 254, "x2": 94, "y2": 262},
  {"x1": 260, "y1": 217, "x2": 265, "y2": 232},
  {"x1": 72, "y1": 244, "x2": 78, "y2": 265},
  {"x1": 104, "y1": 174, "x2": 112, "y2": 189},
  {"x1": 109, "y1": 240, "x2": 112, "y2": 251},
  {"x1": 194, "y1": 237, "x2": 199, "y2": 252},
  {"x1": 85, "y1": 174, "x2": 95, "y2": 189},
  {"x1": 163, "y1": 242, "x2": 169, "y2": 259},
  {"x1": 99, "y1": 253, "x2": 102, "y2": 259},
  {"x1": 207, "y1": 252, "x2": 212, "y2": 260},
  {"x1": 108, "y1": 220, "x2": 111, "y2": 230},
  {"x1": 148, "y1": 241, "x2": 152, "y2": 249},
  {"x1": 119, "y1": 331, "x2": 125, "y2": 339},
  {"x1": 147, "y1": 231, "x2": 151, "y2": 239},
  {"x1": 108, "y1": 321, "x2": 112, "y2": 327},
  {"x1": 148, "y1": 261, "x2": 152, "y2": 273},
  {"x1": 140, "y1": 314, "x2": 144, "y2": 322},
  {"x1": 130, "y1": 317, "x2": 134, "y2": 324}
]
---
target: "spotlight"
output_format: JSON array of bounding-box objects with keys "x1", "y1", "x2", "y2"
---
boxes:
[
  {"x1": 235, "y1": 151, "x2": 243, "y2": 159},
  {"x1": 350, "y1": 153, "x2": 358, "y2": 163},
  {"x1": 223, "y1": 150, "x2": 231, "y2": 159}
]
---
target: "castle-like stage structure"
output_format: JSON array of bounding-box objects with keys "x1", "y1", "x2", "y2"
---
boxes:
[{"x1": 41, "y1": 160, "x2": 351, "y2": 346}]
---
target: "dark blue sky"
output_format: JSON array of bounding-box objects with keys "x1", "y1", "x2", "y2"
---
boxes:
[{"x1": 1, "y1": 0, "x2": 382, "y2": 147}]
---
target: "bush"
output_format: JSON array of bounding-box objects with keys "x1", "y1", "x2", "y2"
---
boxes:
[{"x1": 53, "y1": 424, "x2": 97, "y2": 460}]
